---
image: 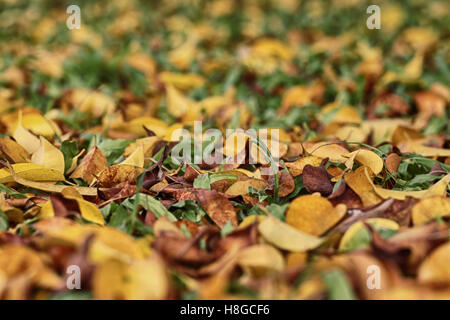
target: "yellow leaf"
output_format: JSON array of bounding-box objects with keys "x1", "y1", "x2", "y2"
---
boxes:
[
  {"x1": 38, "y1": 200, "x2": 54, "y2": 219},
  {"x1": 334, "y1": 126, "x2": 367, "y2": 143},
  {"x1": 418, "y1": 242, "x2": 450, "y2": 285},
  {"x1": 412, "y1": 196, "x2": 450, "y2": 226},
  {"x1": 12, "y1": 120, "x2": 40, "y2": 154},
  {"x1": 159, "y1": 72, "x2": 205, "y2": 91},
  {"x1": 303, "y1": 142, "x2": 349, "y2": 163},
  {"x1": 344, "y1": 166, "x2": 382, "y2": 207},
  {"x1": 0, "y1": 244, "x2": 62, "y2": 299},
  {"x1": 258, "y1": 215, "x2": 323, "y2": 252},
  {"x1": 285, "y1": 156, "x2": 323, "y2": 176},
  {"x1": 122, "y1": 257, "x2": 169, "y2": 299},
  {"x1": 93, "y1": 256, "x2": 169, "y2": 300},
  {"x1": 286, "y1": 195, "x2": 347, "y2": 236},
  {"x1": 10, "y1": 112, "x2": 61, "y2": 139},
  {"x1": 65, "y1": 195, "x2": 105, "y2": 225},
  {"x1": 225, "y1": 178, "x2": 268, "y2": 196},
  {"x1": 125, "y1": 117, "x2": 168, "y2": 137},
  {"x1": 124, "y1": 136, "x2": 159, "y2": 165},
  {"x1": 344, "y1": 149, "x2": 384, "y2": 175},
  {"x1": 72, "y1": 89, "x2": 115, "y2": 117},
  {"x1": 0, "y1": 163, "x2": 64, "y2": 184},
  {"x1": 31, "y1": 136, "x2": 65, "y2": 174},
  {"x1": 361, "y1": 119, "x2": 410, "y2": 144},
  {"x1": 166, "y1": 84, "x2": 196, "y2": 118},
  {"x1": 237, "y1": 244, "x2": 284, "y2": 276},
  {"x1": 5, "y1": 163, "x2": 97, "y2": 196},
  {"x1": 320, "y1": 104, "x2": 361, "y2": 124},
  {"x1": 121, "y1": 144, "x2": 144, "y2": 168},
  {"x1": 0, "y1": 137, "x2": 30, "y2": 163},
  {"x1": 399, "y1": 141, "x2": 450, "y2": 158},
  {"x1": 238, "y1": 215, "x2": 266, "y2": 229}
]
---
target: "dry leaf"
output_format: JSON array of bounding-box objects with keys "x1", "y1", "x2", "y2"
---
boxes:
[
  {"x1": 70, "y1": 146, "x2": 107, "y2": 184},
  {"x1": 286, "y1": 195, "x2": 346, "y2": 236},
  {"x1": 258, "y1": 215, "x2": 323, "y2": 252}
]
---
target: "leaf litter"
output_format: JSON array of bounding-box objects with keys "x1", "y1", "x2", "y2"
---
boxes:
[{"x1": 0, "y1": 0, "x2": 449, "y2": 300}]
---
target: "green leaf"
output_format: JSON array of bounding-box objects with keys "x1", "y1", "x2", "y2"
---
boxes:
[
  {"x1": 0, "y1": 210, "x2": 8, "y2": 231},
  {"x1": 97, "y1": 138, "x2": 133, "y2": 165},
  {"x1": 221, "y1": 221, "x2": 236, "y2": 237},
  {"x1": 193, "y1": 173, "x2": 211, "y2": 189},
  {"x1": 341, "y1": 224, "x2": 397, "y2": 252},
  {"x1": 0, "y1": 183, "x2": 27, "y2": 199},
  {"x1": 266, "y1": 203, "x2": 289, "y2": 221},
  {"x1": 322, "y1": 269, "x2": 356, "y2": 300},
  {"x1": 139, "y1": 194, "x2": 177, "y2": 222},
  {"x1": 61, "y1": 140, "x2": 78, "y2": 172},
  {"x1": 171, "y1": 200, "x2": 206, "y2": 223}
]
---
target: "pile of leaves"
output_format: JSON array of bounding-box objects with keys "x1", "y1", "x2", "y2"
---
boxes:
[{"x1": 0, "y1": 0, "x2": 449, "y2": 299}]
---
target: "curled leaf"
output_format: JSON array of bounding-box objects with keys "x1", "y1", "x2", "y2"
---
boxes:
[{"x1": 258, "y1": 215, "x2": 323, "y2": 252}]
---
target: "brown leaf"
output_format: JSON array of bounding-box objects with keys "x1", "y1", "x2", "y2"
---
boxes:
[
  {"x1": 386, "y1": 153, "x2": 401, "y2": 174},
  {"x1": 97, "y1": 164, "x2": 143, "y2": 188},
  {"x1": 70, "y1": 146, "x2": 107, "y2": 184},
  {"x1": 302, "y1": 161, "x2": 333, "y2": 196},
  {"x1": 196, "y1": 189, "x2": 238, "y2": 228}
]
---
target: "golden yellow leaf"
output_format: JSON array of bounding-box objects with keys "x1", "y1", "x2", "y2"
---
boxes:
[
  {"x1": 238, "y1": 215, "x2": 265, "y2": 229},
  {"x1": 124, "y1": 136, "x2": 159, "y2": 166},
  {"x1": 159, "y1": 72, "x2": 205, "y2": 91},
  {"x1": 412, "y1": 196, "x2": 450, "y2": 226},
  {"x1": 225, "y1": 178, "x2": 268, "y2": 196},
  {"x1": 286, "y1": 195, "x2": 347, "y2": 236},
  {"x1": 66, "y1": 195, "x2": 105, "y2": 225},
  {"x1": 334, "y1": 126, "x2": 367, "y2": 143},
  {"x1": 418, "y1": 242, "x2": 450, "y2": 285},
  {"x1": 0, "y1": 244, "x2": 62, "y2": 300},
  {"x1": 344, "y1": 166, "x2": 382, "y2": 207},
  {"x1": 303, "y1": 142, "x2": 349, "y2": 163},
  {"x1": 125, "y1": 117, "x2": 169, "y2": 137},
  {"x1": 344, "y1": 149, "x2": 384, "y2": 175},
  {"x1": 166, "y1": 84, "x2": 196, "y2": 118},
  {"x1": 0, "y1": 137, "x2": 30, "y2": 163},
  {"x1": 285, "y1": 156, "x2": 323, "y2": 176}
]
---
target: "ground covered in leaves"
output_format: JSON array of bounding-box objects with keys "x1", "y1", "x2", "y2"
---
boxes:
[{"x1": 0, "y1": 0, "x2": 449, "y2": 300}]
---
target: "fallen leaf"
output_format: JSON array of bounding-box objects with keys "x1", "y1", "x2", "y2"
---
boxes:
[
  {"x1": 412, "y1": 196, "x2": 450, "y2": 226},
  {"x1": 31, "y1": 136, "x2": 65, "y2": 174},
  {"x1": 225, "y1": 178, "x2": 268, "y2": 197},
  {"x1": 70, "y1": 146, "x2": 107, "y2": 184},
  {"x1": 258, "y1": 215, "x2": 323, "y2": 252},
  {"x1": 286, "y1": 195, "x2": 346, "y2": 236},
  {"x1": 196, "y1": 189, "x2": 238, "y2": 228},
  {"x1": 0, "y1": 163, "x2": 64, "y2": 183},
  {"x1": 237, "y1": 244, "x2": 284, "y2": 276},
  {"x1": 302, "y1": 162, "x2": 333, "y2": 196}
]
